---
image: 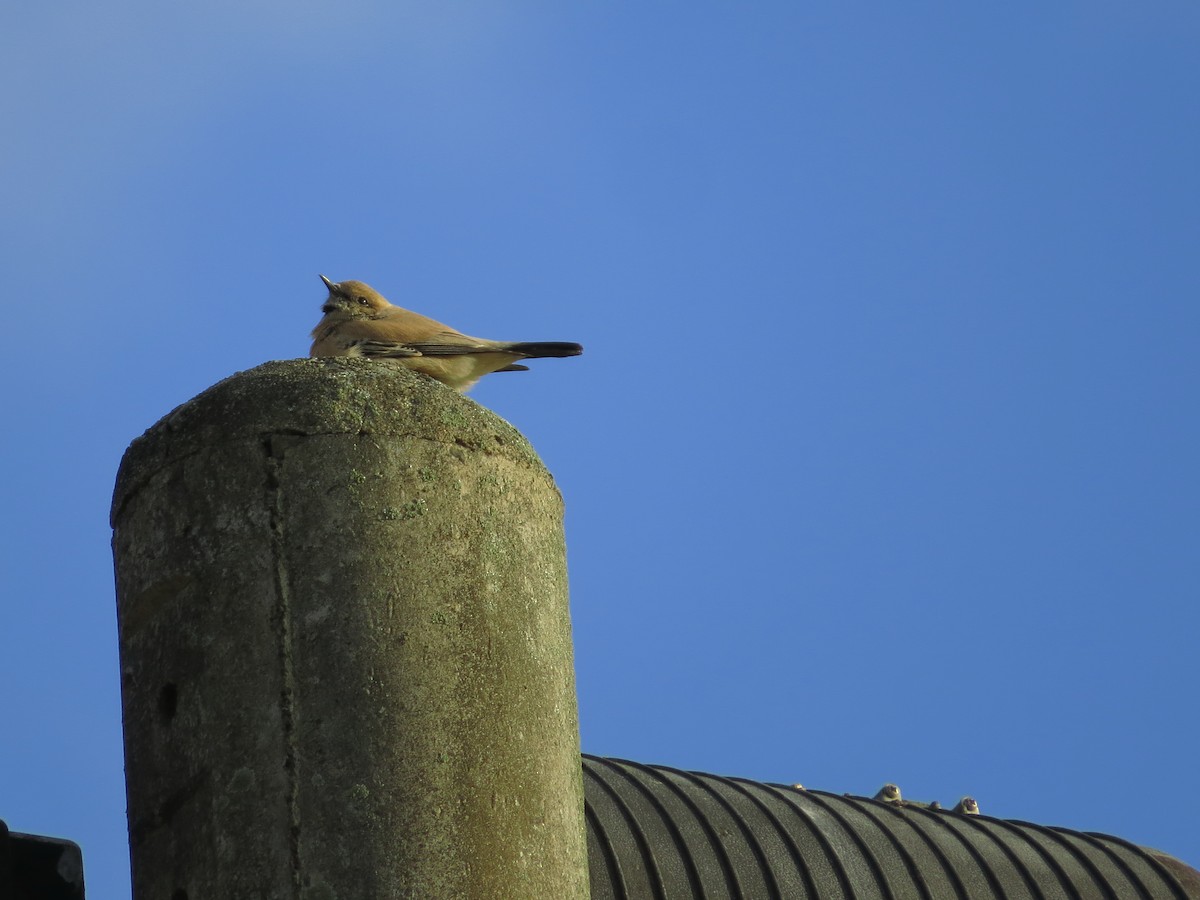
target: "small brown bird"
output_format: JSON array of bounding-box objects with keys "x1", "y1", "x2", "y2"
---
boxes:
[{"x1": 310, "y1": 275, "x2": 583, "y2": 392}]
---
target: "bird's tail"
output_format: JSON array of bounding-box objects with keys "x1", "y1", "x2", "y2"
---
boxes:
[{"x1": 505, "y1": 341, "x2": 584, "y2": 358}]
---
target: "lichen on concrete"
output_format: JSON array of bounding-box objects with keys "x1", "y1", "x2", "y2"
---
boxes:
[{"x1": 111, "y1": 358, "x2": 550, "y2": 527}]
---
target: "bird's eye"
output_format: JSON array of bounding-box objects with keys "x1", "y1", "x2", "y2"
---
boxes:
[{"x1": 357, "y1": 296, "x2": 369, "y2": 305}]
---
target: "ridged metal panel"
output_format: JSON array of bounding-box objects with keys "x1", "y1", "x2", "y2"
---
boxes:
[{"x1": 583, "y1": 755, "x2": 1199, "y2": 900}]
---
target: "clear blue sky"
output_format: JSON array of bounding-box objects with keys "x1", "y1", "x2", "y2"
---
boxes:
[{"x1": 4, "y1": 4, "x2": 1199, "y2": 896}]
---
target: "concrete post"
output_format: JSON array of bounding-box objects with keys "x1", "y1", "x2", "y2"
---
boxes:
[{"x1": 111, "y1": 358, "x2": 588, "y2": 900}]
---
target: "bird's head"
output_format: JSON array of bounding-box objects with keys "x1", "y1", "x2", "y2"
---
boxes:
[{"x1": 319, "y1": 275, "x2": 392, "y2": 317}]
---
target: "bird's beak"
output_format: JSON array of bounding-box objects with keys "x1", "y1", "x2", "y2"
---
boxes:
[{"x1": 319, "y1": 274, "x2": 336, "y2": 293}]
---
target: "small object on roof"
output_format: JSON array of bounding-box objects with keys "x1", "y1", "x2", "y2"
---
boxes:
[
  {"x1": 953, "y1": 796, "x2": 980, "y2": 815},
  {"x1": 791, "y1": 783, "x2": 805, "y2": 791},
  {"x1": 873, "y1": 783, "x2": 902, "y2": 804},
  {"x1": 902, "y1": 798, "x2": 941, "y2": 810}
]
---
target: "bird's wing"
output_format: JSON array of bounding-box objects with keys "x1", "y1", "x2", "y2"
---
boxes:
[
  {"x1": 326, "y1": 313, "x2": 486, "y2": 357},
  {"x1": 402, "y1": 341, "x2": 508, "y2": 357},
  {"x1": 333, "y1": 311, "x2": 504, "y2": 358},
  {"x1": 353, "y1": 340, "x2": 423, "y2": 358}
]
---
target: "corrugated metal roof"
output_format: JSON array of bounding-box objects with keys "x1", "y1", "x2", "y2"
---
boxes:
[{"x1": 583, "y1": 755, "x2": 1200, "y2": 900}]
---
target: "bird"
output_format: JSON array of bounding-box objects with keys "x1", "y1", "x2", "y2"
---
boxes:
[
  {"x1": 873, "y1": 783, "x2": 902, "y2": 804},
  {"x1": 310, "y1": 275, "x2": 583, "y2": 392}
]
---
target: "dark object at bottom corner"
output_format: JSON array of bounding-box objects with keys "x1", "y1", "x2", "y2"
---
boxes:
[{"x1": 0, "y1": 819, "x2": 85, "y2": 900}]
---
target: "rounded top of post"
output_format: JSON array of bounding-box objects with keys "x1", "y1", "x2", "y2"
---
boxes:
[{"x1": 112, "y1": 358, "x2": 550, "y2": 526}]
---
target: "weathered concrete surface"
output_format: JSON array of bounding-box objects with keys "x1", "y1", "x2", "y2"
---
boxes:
[{"x1": 111, "y1": 358, "x2": 588, "y2": 900}]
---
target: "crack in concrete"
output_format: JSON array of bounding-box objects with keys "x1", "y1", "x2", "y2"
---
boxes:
[{"x1": 263, "y1": 433, "x2": 303, "y2": 899}]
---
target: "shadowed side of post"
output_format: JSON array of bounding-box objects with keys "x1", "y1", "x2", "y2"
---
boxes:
[{"x1": 110, "y1": 358, "x2": 589, "y2": 899}]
